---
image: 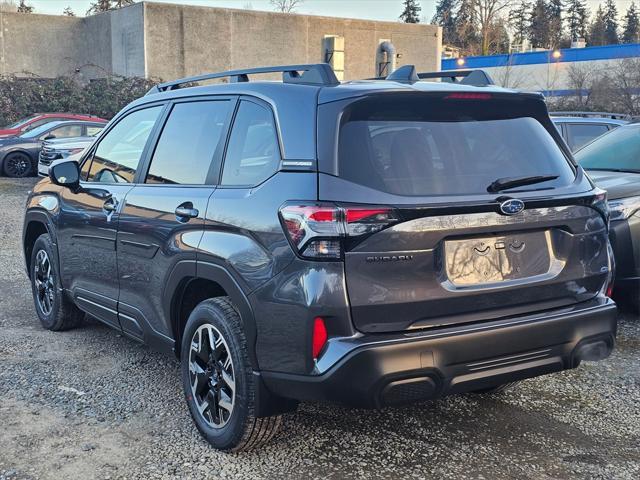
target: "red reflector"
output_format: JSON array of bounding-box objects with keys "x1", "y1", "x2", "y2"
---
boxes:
[
  {"x1": 345, "y1": 208, "x2": 390, "y2": 223},
  {"x1": 606, "y1": 283, "x2": 614, "y2": 298},
  {"x1": 308, "y1": 209, "x2": 336, "y2": 222},
  {"x1": 312, "y1": 317, "x2": 328, "y2": 360},
  {"x1": 444, "y1": 93, "x2": 492, "y2": 100}
]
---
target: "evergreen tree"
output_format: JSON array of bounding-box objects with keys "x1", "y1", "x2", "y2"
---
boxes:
[
  {"x1": 399, "y1": 0, "x2": 421, "y2": 23},
  {"x1": 603, "y1": 0, "x2": 619, "y2": 44},
  {"x1": 432, "y1": 0, "x2": 458, "y2": 45},
  {"x1": 565, "y1": 0, "x2": 590, "y2": 40},
  {"x1": 455, "y1": 0, "x2": 480, "y2": 54},
  {"x1": 17, "y1": 0, "x2": 33, "y2": 13},
  {"x1": 548, "y1": 0, "x2": 564, "y2": 48},
  {"x1": 623, "y1": 2, "x2": 640, "y2": 43},
  {"x1": 590, "y1": 5, "x2": 607, "y2": 46},
  {"x1": 63, "y1": 6, "x2": 75, "y2": 16},
  {"x1": 509, "y1": 1, "x2": 531, "y2": 48},
  {"x1": 529, "y1": 0, "x2": 551, "y2": 48}
]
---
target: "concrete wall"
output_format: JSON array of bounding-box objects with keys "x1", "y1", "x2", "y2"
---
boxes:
[
  {"x1": 143, "y1": 2, "x2": 441, "y2": 81},
  {"x1": 0, "y1": 11, "x2": 84, "y2": 77},
  {"x1": 0, "y1": 2, "x2": 441, "y2": 82}
]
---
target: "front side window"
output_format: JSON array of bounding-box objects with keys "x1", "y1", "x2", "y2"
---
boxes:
[
  {"x1": 221, "y1": 101, "x2": 280, "y2": 186},
  {"x1": 46, "y1": 124, "x2": 83, "y2": 139},
  {"x1": 146, "y1": 100, "x2": 231, "y2": 185},
  {"x1": 83, "y1": 106, "x2": 162, "y2": 183}
]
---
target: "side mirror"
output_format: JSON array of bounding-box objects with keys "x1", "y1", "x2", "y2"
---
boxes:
[
  {"x1": 44, "y1": 134, "x2": 56, "y2": 140},
  {"x1": 49, "y1": 160, "x2": 80, "y2": 189}
]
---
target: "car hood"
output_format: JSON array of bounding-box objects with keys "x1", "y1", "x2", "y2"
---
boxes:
[
  {"x1": 0, "y1": 136, "x2": 37, "y2": 148},
  {"x1": 587, "y1": 170, "x2": 640, "y2": 200},
  {"x1": 45, "y1": 136, "x2": 94, "y2": 147}
]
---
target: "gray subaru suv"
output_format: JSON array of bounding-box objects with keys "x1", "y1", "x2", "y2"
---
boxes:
[{"x1": 23, "y1": 64, "x2": 617, "y2": 451}]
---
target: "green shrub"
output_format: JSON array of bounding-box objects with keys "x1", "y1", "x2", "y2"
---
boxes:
[{"x1": 0, "y1": 75, "x2": 159, "y2": 126}]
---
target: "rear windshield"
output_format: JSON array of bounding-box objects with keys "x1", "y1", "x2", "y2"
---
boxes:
[{"x1": 337, "y1": 95, "x2": 575, "y2": 196}]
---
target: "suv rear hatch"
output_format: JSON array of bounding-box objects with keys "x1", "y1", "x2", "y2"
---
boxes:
[{"x1": 314, "y1": 91, "x2": 610, "y2": 333}]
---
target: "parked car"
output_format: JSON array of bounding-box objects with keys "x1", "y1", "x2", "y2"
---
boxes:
[
  {"x1": 0, "y1": 120, "x2": 105, "y2": 177},
  {"x1": 0, "y1": 113, "x2": 107, "y2": 138},
  {"x1": 551, "y1": 112, "x2": 629, "y2": 152},
  {"x1": 550, "y1": 112, "x2": 628, "y2": 151},
  {"x1": 23, "y1": 64, "x2": 617, "y2": 451},
  {"x1": 574, "y1": 122, "x2": 640, "y2": 309},
  {"x1": 38, "y1": 135, "x2": 101, "y2": 177}
]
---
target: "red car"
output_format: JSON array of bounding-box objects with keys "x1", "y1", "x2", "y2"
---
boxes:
[{"x1": 0, "y1": 113, "x2": 107, "y2": 138}]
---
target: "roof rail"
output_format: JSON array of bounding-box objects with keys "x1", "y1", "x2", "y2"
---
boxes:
[
  {"x1": 369, "y1": 65, "x2": 495, "y2": 87},
  {"x1": 147, "y1": 63, "x2": 340, "y2": 95},
  {"x1": 549, "y1": 111, "x2": 632, "y2": 120}
]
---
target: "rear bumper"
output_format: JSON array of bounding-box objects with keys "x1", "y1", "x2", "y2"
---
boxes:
[{"x1": 262, "y1": 297, "x2": 617, "y2": 408}]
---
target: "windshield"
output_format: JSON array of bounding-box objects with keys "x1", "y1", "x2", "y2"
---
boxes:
[
  {"x1": 19, "y1": 122, "x2": 61, "y2": 139},
  {"x1": 575, "y1": 125, "x2": 640, "y2": 172},
  {"x1": 3, "y1": 115, "x2": 38, "y2": 130},
  {"x1": 337, "y1": 95, "x2": 575, "y2": 196}
]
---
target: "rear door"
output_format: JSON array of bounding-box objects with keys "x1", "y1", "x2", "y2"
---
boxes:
[
  {"x1": 115, "y1": 97, "x2": 235, "y2": 342},
  {"x1": 317, "y1": 92, "x2": 610, "y2": 333}
]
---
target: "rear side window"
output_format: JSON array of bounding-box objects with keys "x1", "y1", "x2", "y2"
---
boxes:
[
  {"x1": 146, "y1": 100, "x2": 231, "y2": 185},
  {"x1": 565, "y1": 123, "x2": 609, "y2": 150},
  {"x1": 337, "y1": 95, "x2": 575, "y2": 196},
  {"x1": 83, "y1": 106, "x2": 162, "y2": 183},
  {"x1": 221, "y1": 101, "x2": 280, "y2": 186}
]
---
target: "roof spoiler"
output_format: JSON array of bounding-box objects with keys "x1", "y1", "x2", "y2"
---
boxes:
[
  {"x1": 146, "y1": 64, "x2": 340, "y2": 95},
  {"x1": 370, "y1": 65, "x2": 495, "y2": 87}
]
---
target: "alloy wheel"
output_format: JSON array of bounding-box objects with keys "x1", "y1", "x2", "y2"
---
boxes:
[
  {"x1": 34, "y1": 250, "x2": 54, "y2": 316},
  {"x1": 189, "y1": 324, "x2": 236, "y2": 428},
  {"x1": 5, "y1": 154, "x2": 31, "y2": 177}
]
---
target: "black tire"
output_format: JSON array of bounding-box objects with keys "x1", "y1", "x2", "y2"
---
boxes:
[
  {"x1": 29, "y1": 233, "x2": 84, "y2": 331},
  {"x1": 181, "y1": 297, "x2": 281, "y2": 451},
  {"x1": 3, "y1": 152, "x2": 33, "y2": 178},
  {"x1": 472, "y1": 381, "x2": 520, "y2": 395}
]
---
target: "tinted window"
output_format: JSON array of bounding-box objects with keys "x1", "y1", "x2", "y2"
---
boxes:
[
  {"x1": 221, "y1": 101, "x2": 280, "y2": 186},
  {"x1": 146, "y1": 100, "x2": 231, "y2": 185},
  {"x1": 337, "y1": 95, "x2": 574, "y2": 196},
  {"x1": 576, "y1": 125, "x2": 640, "y2": 172},
  {"x1": 47, "y1": 124, "x2": 83, "y2": 139},
  {"x1": 84, "y1": 106, "x2": 162, "y2": 183},
  {"x1": 566, "y1": 123, "x2": 609, "y2": 150},
  {"x1": 26, "y1": 118, "x2": 57, "y2": 130},
  {"x1": 86, "y1": 126, "x2": 104, "y2": 137}
]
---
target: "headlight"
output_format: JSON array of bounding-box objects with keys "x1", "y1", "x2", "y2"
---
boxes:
[
  {"x1": 608, "y1": 196, "x2": 640, "y2": 221},
  {"x1": 59, "y1": 148, "x2": 84, "y2": 158}
]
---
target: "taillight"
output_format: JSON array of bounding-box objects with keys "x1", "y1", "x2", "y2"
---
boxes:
[
  {"x1": 279, "y1": 203, "x2": 397, "y2": 259},
  {"x1": 591, "y1": 188, "x2": 609, "y2": 226},
  {"x1": 311, "y1": 317, "x2": 328, "y2": 360}
]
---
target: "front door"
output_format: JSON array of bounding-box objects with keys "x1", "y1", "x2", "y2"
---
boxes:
[
  {"x1": 57, "y1": 104, "x2": 164, "y2": 328},
  {"x1": 116, "y1": 97, "x2": 235, "y2": 344}
]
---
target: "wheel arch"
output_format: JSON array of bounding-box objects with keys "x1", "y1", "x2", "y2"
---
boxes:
[
  {"x1": 23, "y1": 210, "x2": 57, "y2": 278},
  {"x1": 167, "y1": 261, "x2": 258, "y2": 369}
]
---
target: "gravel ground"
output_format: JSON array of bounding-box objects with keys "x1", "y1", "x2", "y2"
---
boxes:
[{"x1": 1, "y1": 176, "x2": 639, "y2": 480}]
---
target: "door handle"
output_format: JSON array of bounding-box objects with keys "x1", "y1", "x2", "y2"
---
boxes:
[
  {"x1": 103, "y1": 197, "x2": 118, "y2": 213},
  {"x1": 175, "y1": 203, "x2": 199, "y2": 220}
]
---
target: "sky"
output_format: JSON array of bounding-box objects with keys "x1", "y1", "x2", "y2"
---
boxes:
[{"x1": 11, "y1": 0, "x2": 640, "y2": 22}]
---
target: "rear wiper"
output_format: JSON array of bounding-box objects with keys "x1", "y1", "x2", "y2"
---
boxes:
[{"x1": 487, "y1": 174, "x2": 559, "y2": 193}]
